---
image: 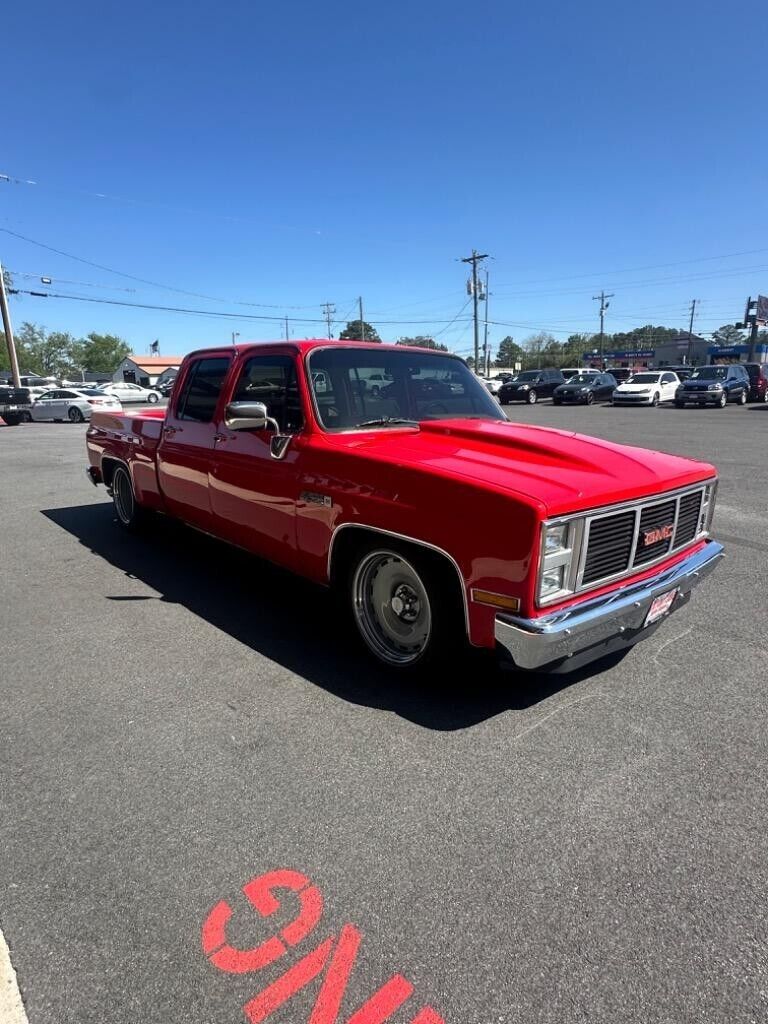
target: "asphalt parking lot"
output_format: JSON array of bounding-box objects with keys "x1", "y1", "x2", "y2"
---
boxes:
[{"x1": 1, "y1": 400, "x2": 767, "y2": 1024}]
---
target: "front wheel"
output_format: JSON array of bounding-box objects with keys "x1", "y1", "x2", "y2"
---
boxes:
[
  {"x1": 651, "y1": 392, "x2": 660, "y2": 407},
  {"x1": 526, "y1": 389, "x2": 538, "y2": 404},
  {"x1": 68, "y1": 406, "x2": 85, "y2": 423},
  {"x1": 147, "y1": 393, "x2": 159, "y2": 404},
  {"x1": 585, "y1": 391, "x2": 594, "y2": 405},
  {"x1": 738, "y1": 389, "x2": 747, "y2": 406},
  {"x1": 716, "y1": 392, "x2": 727, "y2": 408},
  {"x1": 347, "y1": 544, "x2": 463, "y2": 670}
]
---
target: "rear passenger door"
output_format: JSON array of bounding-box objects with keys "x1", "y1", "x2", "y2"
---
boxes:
[{"x1": 157, "y1": 354, "x2": 233, "y2": 531}]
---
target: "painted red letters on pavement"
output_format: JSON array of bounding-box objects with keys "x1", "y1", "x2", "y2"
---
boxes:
[{"x1": 201, "y1": 869, "x2": 444, "y2": 1024}]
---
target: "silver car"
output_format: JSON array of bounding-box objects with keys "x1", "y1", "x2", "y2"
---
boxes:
[
  {"x1": 97, "y1": 382, "x2": 162, "y2": 404},
  {"x1": 31, "y1": 388, "x2": 122, "y2": 423}
]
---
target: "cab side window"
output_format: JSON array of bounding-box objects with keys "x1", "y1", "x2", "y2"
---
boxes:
[
  {"x1": 177, "y1": 357, "x2": 232, "y2": 423},
  {"x1": 232, "y1": 356, "x2": 303, "y2": 432}
]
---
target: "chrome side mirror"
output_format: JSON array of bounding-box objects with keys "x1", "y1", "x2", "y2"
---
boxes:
[{"x1": 225, "y1": 401, "x2": 273, "y2": 431}]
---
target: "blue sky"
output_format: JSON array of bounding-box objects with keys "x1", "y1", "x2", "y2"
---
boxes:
[{"x1": 3, "y1": 0, "x2": 767, "y2": 359}]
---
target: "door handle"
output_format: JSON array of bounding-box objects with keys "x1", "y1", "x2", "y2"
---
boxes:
[{"x1": 163, "y1": 425, "x2": 179, "y2": 436}]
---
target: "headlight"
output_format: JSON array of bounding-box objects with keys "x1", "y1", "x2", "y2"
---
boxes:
[
  {"x1": 518, "y1": 384, "x2": 529, "y2": 390},
  {"x1": 636, "y1": 388, "x2": 650, "y2": 395},
  {"x1": 538, "y1": 520, "x2": 583, "y2": 605},
  {"x1": 707, "y1": 383, "x2": 722, "y2": 391},
  {"x1": 579, "y1": 387, "x2": 590, "y2": 392}
]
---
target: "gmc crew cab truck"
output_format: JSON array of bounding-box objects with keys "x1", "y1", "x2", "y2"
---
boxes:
[{"x1": 85, "y1": 341, "x2": 723, "y2": 672}]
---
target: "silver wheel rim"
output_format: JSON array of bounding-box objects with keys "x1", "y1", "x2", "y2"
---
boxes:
[
  {"x1": 352, "y1": 550, "x2": 432, "y2": 666},
  {"x1": 113, "y1": 470, "x2": 134, "y2": 525},
  {"x1": 148, "y1": 394, "x2": 158, "y2": 403},
  {"x1": 528, "y1": 390, "x2": 536, "y2": 403},
  {"x1": 69, "y1": 407, "x2": 80, "y2": 422}
]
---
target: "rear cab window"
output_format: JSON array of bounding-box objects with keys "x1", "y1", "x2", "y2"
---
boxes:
[{"x1": 175, "y1": 356, "x2": 232, "y2": 422}]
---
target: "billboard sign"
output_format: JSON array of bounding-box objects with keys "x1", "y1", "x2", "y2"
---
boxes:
[{"x1": 755, "y1": 295, "x2": 768, "y2": 324}]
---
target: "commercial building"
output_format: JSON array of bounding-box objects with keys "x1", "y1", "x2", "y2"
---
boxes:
[{"x1": 113, "y1": 355, "x2": 184, "y2": 387}]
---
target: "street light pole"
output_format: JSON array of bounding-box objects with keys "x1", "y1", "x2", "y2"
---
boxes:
[{"x1": 0, "y1": 261, "x2": 21, "y2": 388}]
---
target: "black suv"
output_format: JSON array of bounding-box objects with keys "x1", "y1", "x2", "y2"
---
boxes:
[
  {"x1": 498, "y1": 368, "x2": 565, "y2": 405},
  {"x1": 0, "y1": 386, "x2": 33, "y2": 425},
  {"x1": 675, "y1": 364, "x2": 750, "y2": 408}
]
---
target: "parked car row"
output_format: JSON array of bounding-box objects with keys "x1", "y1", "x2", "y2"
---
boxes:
[{"x1": 487, "y1": 362, "x2": 768, "y2": 409}]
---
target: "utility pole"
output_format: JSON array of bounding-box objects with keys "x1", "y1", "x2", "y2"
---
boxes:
[
  {"x1": 321, "y1": 303, "x2": 335, "y2": 340},
  {"x1": 359, "y1": 296, "x2": 365, "y2": 342},
  {"x1": 461, "y1": 249, "x2": 489, "y2": 373},
  {"x1": 686, "y1": 299, "x2": 697, "y2": 365},
  {"x1": 284, "y1": 317, "x2": 290, "y2": 341},
  {"x1": 231, "y1": 331, "x2": 240, "y2": 347},
  {"x1": 482, "y1": 270, "x2": 490, "y2": 376},
  {"x1": 0, "y1": 261, "x2": 21, "y2": 387},
  {"x1": 592, "y1": 290, "x2": 614, "y2": 368}
]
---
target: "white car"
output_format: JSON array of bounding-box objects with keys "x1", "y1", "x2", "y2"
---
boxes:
[
  {"x1": 612, "y1": 371, "x2": 680, "y2": 407},
  {"x1": 481, "y1": 377, "x2": 504, "y2": 395},
  {"x1": 97, "y1": 382, "x2": 162, "y2": 404},
  {"x1": 31, "y1": 388, "x2": 122, "y2": 423}
]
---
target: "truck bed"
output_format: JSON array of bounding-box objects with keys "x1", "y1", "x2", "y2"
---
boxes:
[{"x1": 86, "y1": 408, "x2": 166, "y2": 507}]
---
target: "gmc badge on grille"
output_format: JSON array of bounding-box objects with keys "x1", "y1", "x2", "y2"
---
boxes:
[{"x1": 643, "y1": 524, "x2": 674, "y2": 546}]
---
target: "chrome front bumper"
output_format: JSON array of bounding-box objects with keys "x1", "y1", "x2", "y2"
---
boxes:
[{"x1": 495, "y1": 540, "x2": 724, "y2": 671}]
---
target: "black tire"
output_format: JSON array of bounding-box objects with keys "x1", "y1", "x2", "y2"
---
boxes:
[
  {"x1": 19, "y1": 410, "x2": 32, "y2": 423},
  {"x1": 717, "y1": 392, "x2": 727, "y2": 408},
  {"x1": 110, "y1": 465, "x2": 147, "y2": 531},
  {"x1": 344, "y1": 539, "x2": 465, "y2": 672},
  {"x1": 553, "y1": 398, "x2": 562, "y2": 406},
  {"x1": 651, "y1": 392, "x2": 660, "y2": 407},
  {"x1": 526, "y1": 389, "x2": 538, "y2": 404},
  {"x1": 68, "y1": 406, "x2": 85, "y2": 423},
  {"x1": 147, "y1": 393, "x2": 159, "y2": 404},
  {"x1": 585, "y1": 391, "x2": 594, "y2": 405},
  {"x1": 370, "y1": 385, "x2": 380, "y2": 397},
  {"x1": 738, "y1": 389, "x2": 747, "y2": 406}
]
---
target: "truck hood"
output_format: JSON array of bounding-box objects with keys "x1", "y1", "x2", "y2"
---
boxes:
[{"x1": 329, "y1": 418, "x2": 715, "y2": 517}]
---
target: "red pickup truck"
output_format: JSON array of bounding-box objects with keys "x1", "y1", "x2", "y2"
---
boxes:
[{"x1": 85, "y1": 341, "x2": 723, "y2": 673}]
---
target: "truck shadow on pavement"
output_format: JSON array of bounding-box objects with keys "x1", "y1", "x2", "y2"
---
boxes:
[{"x1": 42, "y1": 502, "x2": 620, "y2": 730}]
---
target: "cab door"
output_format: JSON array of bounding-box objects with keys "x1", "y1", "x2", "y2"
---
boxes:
[
  {"x1": 156, "y1": 354, "x2": 233, "y2": 531},
  {"x1": 209, "y1": 351, "x2": 305, "y2": 571}
]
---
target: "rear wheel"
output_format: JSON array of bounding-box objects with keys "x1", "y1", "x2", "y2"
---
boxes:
[
  {"x1": 346, "y1": 542, "x2": 464, "y2": 671},
  {"x1": 110, "y1": 465, "x2": 147, "y2": 531},
  {"x1": 19, "y1": 410, "x2": 32, "y2": 423},
  {"x1": 68, "y1": 406, "x2": 85, "y2": 423},
  {"x1": 526, "y1": 389, "x2": 538, "y2": 404}
]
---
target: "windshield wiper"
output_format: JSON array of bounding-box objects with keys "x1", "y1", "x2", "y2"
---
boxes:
[{"x1": 353, "y1": 416, "x2": 418, "y2": 428}]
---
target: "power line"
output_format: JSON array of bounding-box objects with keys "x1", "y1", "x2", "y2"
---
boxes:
[
  {"x1": 7, "y1": 287, "x2": 475, "y2": 328},
  {"x1": 0, "y1": 227, "x2": 334, "y2": 309}
]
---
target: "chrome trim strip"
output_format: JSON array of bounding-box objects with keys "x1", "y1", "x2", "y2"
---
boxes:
[
  {"x1": 497, "y1": 540, "x2": 724, "y2": 671},
  {"x1": 327, "y1": 523, "x2": 471, "y2": 640}
]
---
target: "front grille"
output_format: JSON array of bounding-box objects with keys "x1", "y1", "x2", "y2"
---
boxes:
[
  {"x1": 633, "y1": 500, "x2": 676, "y2": 566},
  {"x1": 579, "y1": 485, "x2": 708, "y2": 590},
  {"x1": 581, "y1": 510, "x2": 635, "y2": 584}
]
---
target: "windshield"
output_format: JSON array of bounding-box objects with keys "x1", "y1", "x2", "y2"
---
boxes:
[
  {"x1": 308, "y1": 348, "x2": 506, "y2": 430},
  {"x1": 690, "y1": 366, "x2": 727, "y2": 380},
  {"x1": 569, "y1": 373, "x2": 598, "y2": 384},
  {"x1": 627, "y1": 373, "x2": 660, "y2": 384},
  {"x1": 513, "y1": 370, "x2": 542, "y2": 382}
]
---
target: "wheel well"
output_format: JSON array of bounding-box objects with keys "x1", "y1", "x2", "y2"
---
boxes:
[
  {"x1": 328, "y1": 526, "x2": 469, "y2": 635},
  {"x1": 101, "y1": 457, "x2": 129, "y2": 488}
]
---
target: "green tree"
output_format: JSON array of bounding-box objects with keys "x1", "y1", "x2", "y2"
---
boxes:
[
  {"x1": 711, "y1": 324, "x2": 746, "y2": 347},
  {"x1": 77, "y1": 332, "x2": 131, "y2": 372},
  {"x1": 15, "y1": 322, "x2": 80, "y2": 375},
  {"x1": 338, "y1": 320, "x2": 381, "y2": 342},
  {"x1": 522, "y1": 332, "x2": 558, "y2": 368},
  {"x1": 494, "y1": 335, "x2": 523, "y2": 369},
  {"x1": 395, "y1": 335, "x2": 448, "y2": 351}
]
